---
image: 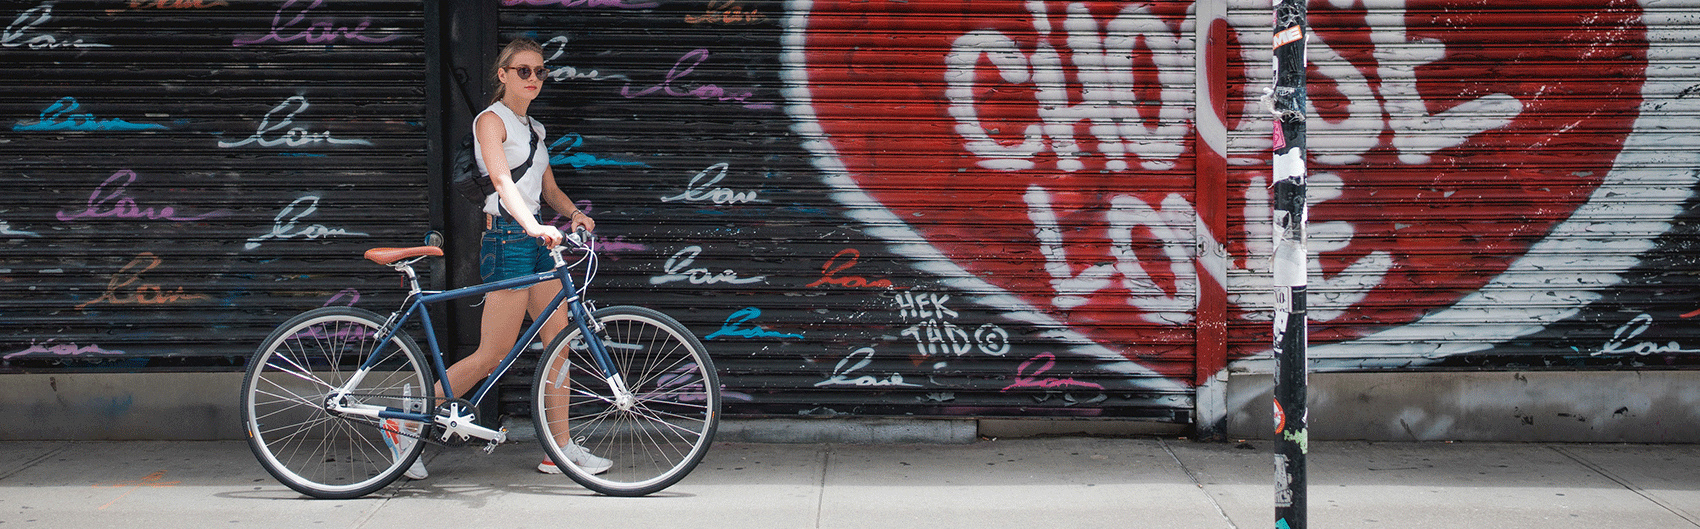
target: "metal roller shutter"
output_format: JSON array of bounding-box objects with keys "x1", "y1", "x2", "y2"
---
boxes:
[
  {"x1": 499, "y1": 0, "x2": 1203, "y2": 419},
  {"x1": 1, "y1": 1, "x2": 429, "y2": 368},
  {"x1": 1225, "y1": 0, "x2": 1699, "y2": 372}
]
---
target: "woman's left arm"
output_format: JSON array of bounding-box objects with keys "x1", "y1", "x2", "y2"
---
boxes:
[{"x1": 541, "y1": 164, "x2": 596, "y2": 234}]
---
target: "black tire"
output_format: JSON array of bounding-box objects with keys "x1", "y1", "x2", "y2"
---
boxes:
[
  {"x1": 532, "y1": 306, "x2": 720, "y2": 496},
  {"x1": 241, "y1": 306, "x2": 433, "y2": 499}
]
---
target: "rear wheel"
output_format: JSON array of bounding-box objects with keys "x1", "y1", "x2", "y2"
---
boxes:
[
  {"x1": 241, "y1": 307, "x2": 432, "y2": 499},
  {"x1": 533, "y1": 306, "x2": 719, "y2": 496}
]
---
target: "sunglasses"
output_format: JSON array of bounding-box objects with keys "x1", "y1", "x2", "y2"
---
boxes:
[{"x1": 505, "y1": 66, "x2": 550, "y2": 81}]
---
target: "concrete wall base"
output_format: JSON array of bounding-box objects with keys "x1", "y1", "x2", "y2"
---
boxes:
[
  {"x1": 3, "y1": 370, "x2": 1695, "y2": 442},
  {"x1": 1225, "y1": 370, "x2": 1700, "y2": 443},
  {"x1": 0, "y1": 372, "x2": 246, "y2": 441}
]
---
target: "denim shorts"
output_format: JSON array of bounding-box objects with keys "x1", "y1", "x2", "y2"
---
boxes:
[{"x1": 479, "y1": 216, "x2": 554, "y2": 285}]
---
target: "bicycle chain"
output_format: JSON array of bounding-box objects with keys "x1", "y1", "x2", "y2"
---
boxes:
[{"x1": 333, "y1": 393, "x2": 453, "y2": 447}]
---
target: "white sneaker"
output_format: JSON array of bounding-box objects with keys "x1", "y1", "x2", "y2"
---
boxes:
[
  {"x1": 380, "y1": 385, "x2": 428, "y2": 480},
  {"x1": 381, "y1": 418, "x2": 429, "y2": 480},
  {"x1": 539, "y1": 442, "x2": 612, "y2": 475}
]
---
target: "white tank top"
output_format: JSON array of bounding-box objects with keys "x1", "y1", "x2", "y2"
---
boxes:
[{"x1": 474, "y1": 102, "x2": 547, "y2": 217}]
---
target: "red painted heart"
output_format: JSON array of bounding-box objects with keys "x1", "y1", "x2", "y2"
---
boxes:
[{"x1": 785, "y1": 0, "x2": 1648, "y2": 375}]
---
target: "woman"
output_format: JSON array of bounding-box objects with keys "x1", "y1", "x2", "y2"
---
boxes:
[{"x1": 385, "y1": 38, "x2": 609, "y2": 480}]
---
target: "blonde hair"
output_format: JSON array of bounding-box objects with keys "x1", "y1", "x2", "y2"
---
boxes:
[{"x1": 489, "y1": 38, "x2": 546, "y2": 105}]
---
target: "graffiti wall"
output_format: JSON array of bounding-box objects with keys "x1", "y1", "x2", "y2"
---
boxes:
[
  {"x1": 0, "y1": 1, "x2": 431, "y2": 366},
  {"x1": 503, "y1": 0, "x2": 1699, "y2": 419},
  {"x1": 4, "y1": 0, "x2": 1696, "y2": 423}
]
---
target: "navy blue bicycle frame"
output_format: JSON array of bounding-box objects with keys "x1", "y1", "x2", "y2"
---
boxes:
[{"x1": 355, "y1": 255, "x2": 611, "y2": 423}]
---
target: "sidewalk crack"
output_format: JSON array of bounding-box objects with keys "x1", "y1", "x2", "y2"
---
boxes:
[
  {"x1": 815, "y1": 445, "x2": 832, "y2": 529},
  {"x1": 1551, "y1": 445, "x2": 1700, "y2": 527},
  {"x1": 0, "y1": 442, "x2": 71, "y2": 482},
  {"x1": 1159, "y1": 438, "x2": 1240, "y2": 529}
]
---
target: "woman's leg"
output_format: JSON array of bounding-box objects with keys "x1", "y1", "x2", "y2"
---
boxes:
[
  {"x1": 441, "y1": 288, "x2": 531, "y2": 400},
  {"x1": 527, "y1": 280, "x2": 578, "y2": 448}
]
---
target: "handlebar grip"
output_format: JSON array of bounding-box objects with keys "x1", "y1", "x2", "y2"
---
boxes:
[{"x1": 568, "y1": 227, "x2": 591, "y2": 245}]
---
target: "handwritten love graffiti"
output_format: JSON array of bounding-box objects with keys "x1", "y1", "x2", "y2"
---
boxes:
[
  {"x1": 76, "y1": 252, "x2": 212, "y2": 311},
  {"x1": 245, "y1": 195, "x2": 370, "y2": 250},
  {"x1": 58, "y1": 170, "x2": 229, "y2": 223},
  {"x1": 4, "y1": 339, "x2": 126, "y2": 360},
  {"x1": 232, "y1": 0, "x2": 403, "y2": 47},
  {"x1": 218, "y1": 96, "x2": 372, "y2": 149},
  {"x1": 3, "y1": 2, "x2": 109, "y2": 49},
  {"x1": 14, "y1": 97, "x2": 167, "y2": 132},
  {"x1": 622, "y1": 49, "x2": 775, "y2": 110}
]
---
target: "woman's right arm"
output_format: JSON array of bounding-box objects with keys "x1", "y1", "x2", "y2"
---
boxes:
[{"x1": 475, "y1": 112, "x2": 561, "y2": 246}]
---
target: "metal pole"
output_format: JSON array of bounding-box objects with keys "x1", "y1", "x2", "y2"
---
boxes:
[{"x1": 1269, "y1": 0, "x2": 1309, "y2": 527}]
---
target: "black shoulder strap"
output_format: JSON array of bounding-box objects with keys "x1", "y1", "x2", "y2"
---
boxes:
[
  {"x1": 495, "y1": 118, "x2": 543, "y2": 222},
  {"x1": 508, "y1": 118, "x2": 541, "y2": 182}
]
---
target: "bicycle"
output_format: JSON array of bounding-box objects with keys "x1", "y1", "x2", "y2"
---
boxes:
[{"x1": 240, "y1": 229, "x2": 720, "y2": 499}]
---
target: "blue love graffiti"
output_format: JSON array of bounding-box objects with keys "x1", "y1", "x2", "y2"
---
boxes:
[
  {"x1": 232, "y1": 0, "x2": 402, "y2": 47},
  {"x1": 57, "y1": 170, "x2": 230, "y2": 222},
  {"x1": 705, "y1": 307, "x2": 803, "y2": 340},
  {"x1": 14, "y1": 97, "x2": 167, "y2": 132},
  {"x1": 549, "y1": 133, "x2": 647, "y2": 169}
]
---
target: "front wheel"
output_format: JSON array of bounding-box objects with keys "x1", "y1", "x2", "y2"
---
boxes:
[
  {"x1": 241, "y1": 307, "x2": 433, "y2": 499},
  {"x1": 533, "y1": 306, "x2": 720, "y2": 496}
]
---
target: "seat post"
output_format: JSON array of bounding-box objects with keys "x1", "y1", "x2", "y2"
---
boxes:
[{"x1": 394, "y1": 261, "x2": 424, "y2": 296}]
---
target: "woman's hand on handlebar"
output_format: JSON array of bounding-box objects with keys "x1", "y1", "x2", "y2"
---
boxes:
[
  {"x1": 568, "y1": 210, "x2": 596, "y2": 234},
  {"x1": 527, "y1": 224, "x2": 564, "y2": 247}
]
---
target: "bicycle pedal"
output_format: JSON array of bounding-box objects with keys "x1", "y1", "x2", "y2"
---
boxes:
[{"x1": 482, "y1": 428, "x2": 507, "y2": 454}]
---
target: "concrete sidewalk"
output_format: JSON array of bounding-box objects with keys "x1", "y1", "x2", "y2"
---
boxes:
[{"x1": 1, "y1": 438, "x2": 1696, "y2": 528}]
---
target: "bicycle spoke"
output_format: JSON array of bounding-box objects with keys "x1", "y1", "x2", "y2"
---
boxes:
[
  {"x1": 532, "y1": 307, "x2": 718, "y2": 496},
  {"x1": 244, "y1": 307, "x2": 428, "y2": 498}
]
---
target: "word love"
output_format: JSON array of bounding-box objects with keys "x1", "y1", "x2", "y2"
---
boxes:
[
  {"x1": 1026, "y1": 186, "x2": 1193, "y2": 323},
  {"x1": 108, "y1": 0, "x2": 229, "y2": 14},
  {"x1": 685, "y1": 0, "x2": 767, "y2": 25},
  {"x1": 76, "y1": 253, "x2": 212, "y2": 310},
  {"x1": 233, "y1": 0, "x2": 403, "y2": 47},
  {"x1": 651, "y1": 245, "x2": 766, "y2": 286},
  {"x1": 1001, "y1": 352, "x2": 1105, "y2": 393},
  {"x1": 1595, "y1": 313, "x2": 1700, "y2": 357},
  {"x1": 285, "y1": 290, "x2": 377, "y2": 341},
  {"x1": 705, "y1": 307, "x2": 803, "y2": 340},
  {"x1": 807, "y1": 249, "x2": 893, "y2": 289},
  {"x1": 3, "y1": 2, "x2": 109, "y2": 49},
  {"x1": 246, "y1": 195, "x2": 369, "y2": 250},
  {"x1": 542, "y1": 36, "x2": 633, "y2": 83},
  {"x1": 0, "y1": 219, "x2": 38, "y2": 237},
  {"x1": 550, "y1": 133, "x2": 646, "y2": 169},
  {"x1": 4, "y1": 339, "x2": 126, "y2": 360},
  {"x1": 503, "y1": 0, "x2": 659, "y2": 9},
  {"x1": 622, "y1": 49, "x2": 774, "y2": 110},
  {"x1": 58, "y1": 170, "x2": 229, "y2": 223},
  {"x1": 660, "y1": 163, "x2": 761, "y2": 204},
  {"x1": 219, "y1": 96, "x2": 371, "y2": 149},
  {"x1": 15, "y1": 97, "x2": 166, "y2": 132},
  {"x1": 816, "y1": 347, "x2": 918, "y2": 387}
]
